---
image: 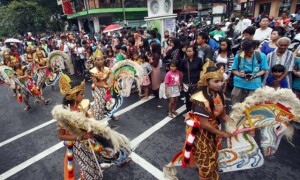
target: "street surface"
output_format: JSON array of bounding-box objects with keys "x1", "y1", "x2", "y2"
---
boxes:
[{"x1": 0, "y1": 75, "x2": 300, "y2": 180}]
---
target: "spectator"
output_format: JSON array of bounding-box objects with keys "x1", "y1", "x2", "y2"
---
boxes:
[
  {"x1": 149, "y1": 42, "x2": 161, "y2": 97},
  {"x1": 209, "y1": 23, "x2": 226, "y2": 40},
  {"x1": 266, "y1": 64, "x2": 288, "y2": 89},
  {"x1": 163, "y1": 38, "x2": 182, "y2": 71},
  {"x1": 241, "y1": 15, "x2": 252, "y2": 33},
  {"x1": 275, "y1": 11, "x2": 291, "y2": 29},
  {"x1": 260, "y1": 26, "x2": 285, "y2": 55},
  {"x1": 212, "y1": 38, "x2": 234, "y2": 74},
  {"x1": 196, "y1": 32, "x2": 213, "y2": 63},
  {"x1": 148, "y1": 30, "x2": 161, "y2": 44},
  {"x1": 114, "y1": 44, "x2": 125, "y2": 62},
  {"x1": 264, "y1": 37, "x2": 295, "y2": 88},
  {"x1": 231, "y1": 40, "x2": 269, "y2": 105},
  {"x1": 253, "y1": 16, "x2": 273, "y2": 42},
  {"x1": 243, "y1": 26, "x2": 256, "y2": 40},
  {"x1": 292, "y1": 56, "x2": 300, "y2": 99},
  {"x1": 180, "y1": 45, "x2": 203, "y2": 112}
]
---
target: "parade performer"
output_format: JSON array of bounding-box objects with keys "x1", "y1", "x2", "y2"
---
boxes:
[
  {"x1": 90, "y1": 51, "x2": 144, "y2": 121},
  {"x1": 34, "y1": 50, "x2": 50, "y2": 104},
  {"x1": 164, "y1": 60, "x2": 232, "y2": 180},
  {"x1": 2, "y1": 50, "x2": 18, "y2": 95},
  {"x1": 53, "y1": 73, "x2": 131, "y2": 179},
  {"x1": 90, "y1": 52, "x2": 111, "y2": 120},
  {"x1": 24, "y1": 46, "x2": 34, "y2": 70}
]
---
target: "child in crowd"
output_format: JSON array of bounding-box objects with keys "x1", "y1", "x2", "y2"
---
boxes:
[
  {"x1": 216, "y1": 63, "x2": 229, "y2": 93},
  {"x1": 115, "y1": 44, "x2": 125, "y2": 62},
  {"x1": 121, "y1": 46, "x2": 128, "y2": 59},
  {"x1": 164, "y1": 61, "x2": 181, "y2": 118},
  {"x1": 132, "y1": 51, "x2": 141, "y2": 64},
  {"x1": 266, "y1": 64, "x2": 288, "y2": 89},
  {"x1": 140, "y1": 54, "x2": 152, "y2": 99}
]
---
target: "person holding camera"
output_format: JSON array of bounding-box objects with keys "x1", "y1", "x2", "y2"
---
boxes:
[{"x1": 231, "y1": 40, "x2": 269, "y2": 105}]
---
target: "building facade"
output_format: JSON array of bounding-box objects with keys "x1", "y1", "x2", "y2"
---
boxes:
[
  {"x1": 64, "y1": 0, "x2": 148, "y2": 33},
  {"x1": 240, "y1": 0, "x2": 299, "y2": 18}
]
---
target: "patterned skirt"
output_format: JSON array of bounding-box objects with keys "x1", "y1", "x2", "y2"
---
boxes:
[
  {"x1": 193, "y1": 128, "x2": 219, "y2": 180},
  {"x1": 36, "y1": 69, "x2": 46, "y2": 88},
  {"x1": 93, "y1": 86, "x2": 106, "y2": 120}
]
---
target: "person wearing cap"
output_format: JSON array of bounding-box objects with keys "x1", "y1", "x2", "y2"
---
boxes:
[
  {"x1": 253, "y1": 16, "x2": 273, "y2": 42},
  {"x1": 209, "y1": 23, "x2": 226, "y2": 39}
]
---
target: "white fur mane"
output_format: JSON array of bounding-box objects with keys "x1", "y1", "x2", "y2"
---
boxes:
[
  {"x1": 52, "y1": 105, "x2": 131, "y2": 152},
  {"x1": 226, "y1": 87, "x2": 300, "y2": 139}
]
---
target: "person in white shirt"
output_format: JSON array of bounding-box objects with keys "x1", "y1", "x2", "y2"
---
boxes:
[
  {"x1": 74, "y1": 42, "x2": 85, "y2": 75},
  {"x1": 241, "y1": 15, "x2": 252, "y2": 33},
  {"x1": 60, "y1": 36, "x2": 74, "y2": 75},
  {"x1": 253, "y1": 16, "x2": 273, "y2": 42}
]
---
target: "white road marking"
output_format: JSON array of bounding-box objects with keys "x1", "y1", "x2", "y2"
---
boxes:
[
  {"x1": 0, "y1": 142, "x2": 64, "y2": 180},
  {"x1": 0, "y1": 99, "x2": 184, "y2": 179},
  {"x1": 131, "y1": 152, "x2": 166, "y2": 180},
  {"x1": 0, "y1": 120, "x2": 56, "y2": 148},
  {"x1": 131, "y1": 105, "x2": 185, "y2": 148},
  {"x1": 0, "y1": 96, "x2": 154, "y2": 148}
]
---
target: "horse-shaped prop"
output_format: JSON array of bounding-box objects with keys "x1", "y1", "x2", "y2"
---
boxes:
[
  {"x1": 91, "y1": 60, "x2": 143, "y2": 118},
  {"x1": 163, "y1": 87, "x2": 300, "y2": 179}
]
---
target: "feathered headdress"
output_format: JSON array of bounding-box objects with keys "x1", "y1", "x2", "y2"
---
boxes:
[
  {"x1": 59, "y1": 73, "x2": 85, "y2": 100},
  {"x1": 197, "y1": 59, "x2": 223, "y2": 87}
]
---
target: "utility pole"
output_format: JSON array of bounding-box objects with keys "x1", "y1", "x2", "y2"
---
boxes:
[
  {"x1": 84, "y1": 0, "x2": 93, "y2": 36},
  {"x1": 122, "y1": 0, "x2": 126, "y2": 26}
]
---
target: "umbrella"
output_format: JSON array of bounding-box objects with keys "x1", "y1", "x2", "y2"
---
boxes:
[
  {"x1": 103, "y1": 24, "x2": 123, "y2": 33},
  {"x1": 4, "y1": 38, "x2": 22, "y2": 44}
]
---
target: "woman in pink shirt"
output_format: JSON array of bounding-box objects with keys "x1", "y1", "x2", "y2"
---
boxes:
[{"x1": 165, "y1": 61, "x2": 181, "y2": 118}]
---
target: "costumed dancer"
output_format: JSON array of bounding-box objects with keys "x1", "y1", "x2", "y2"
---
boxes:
[
  {"x1": 54, "y1": 73, "x2": 131, "y2": 179},
  {"x1": 2, "y1": 50, "x2": 18, "y2": 95},
  {"x1": 90, "y1": 52, "x2": 118, "y2": 121},
  {"x1": 24, "y1": 46, "x2": 35, "y2": 71},
  {"x1": 164, "y1": 60, "x2": 232, "y2": 180},
  {"x1": 34, "y1": 49, "x2": 50, "y2": 105},
  {"x1": 56, "y1": 74, "x2": 99, "y2": 179}
]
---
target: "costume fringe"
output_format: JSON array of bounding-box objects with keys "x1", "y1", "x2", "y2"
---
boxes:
[{"x1": 52, "y1": 105, "x2": 131, "y2": 152}]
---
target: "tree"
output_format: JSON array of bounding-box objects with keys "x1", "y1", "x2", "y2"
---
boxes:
[{"x1": 0, "y1": 0, "x2": 64, "y2": 37}]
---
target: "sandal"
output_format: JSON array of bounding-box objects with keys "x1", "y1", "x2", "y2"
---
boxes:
[
  {"x1": 44, "y1": 99, "x2": 50, "y2": 105},
  {"x1": 111, "y1": 116, "x2": 119, "y2": 121},
  {"x1": 172, "y1": 112, "x2": 179, "y2": 117},
  {"x1": 24, "y1": 105, "x2": 30, "y2": 111},
  {"x1": 168, "y1": 112, "x2": 174, "y2": 118}
]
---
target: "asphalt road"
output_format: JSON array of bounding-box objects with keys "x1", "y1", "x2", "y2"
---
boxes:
[{"x1": 0, "y1": 75, "x2": 300, "y2": 180}]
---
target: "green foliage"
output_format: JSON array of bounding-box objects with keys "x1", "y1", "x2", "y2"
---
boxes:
[{"x1": 0, "y1": 0, "x2": 64, "y2": 37}]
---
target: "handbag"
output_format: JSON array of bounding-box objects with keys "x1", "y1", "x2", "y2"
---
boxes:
[{"x1": 183, "y1": 60, "x2": 198, "y2": 94}]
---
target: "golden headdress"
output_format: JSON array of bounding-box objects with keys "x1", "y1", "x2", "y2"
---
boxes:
[
  {"x1": 59, "y1": 73, "x2": 85, "y2": 100},
  {"x1": 93, "y1": 49, "x2": 103, "y2": 62},
  {"x1": 197, "y1": 59, "x2": 223, "y2": 87}
]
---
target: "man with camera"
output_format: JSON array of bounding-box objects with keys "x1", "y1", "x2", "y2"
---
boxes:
[{"x1": 231, "y1": 40, "x2": 269, "y2": 105}]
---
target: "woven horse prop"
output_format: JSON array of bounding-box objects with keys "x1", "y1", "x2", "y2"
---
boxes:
[
  {"x1": 163, "y1": 87, "x2": 300, "y2": 179},
  {"x1": 42, "y1": 51, "x2": 68, "y2": 87},
  {"x1": 92, "y1": 60, "x2": 143, "y2": 117}
]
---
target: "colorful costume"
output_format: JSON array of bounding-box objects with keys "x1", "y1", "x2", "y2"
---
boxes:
[
  {"x1": 54, "y1": 73, "x2": 132, "y2": 179},
  {"x1": 164, "y1": 60, "x2": 225, "y2": 180},
  {"x1": 90, "y1": 53, "x2": 110, "y2": 120},
  {"x1": 34, "y1": 50, "x2": 48, "y2": 88}
]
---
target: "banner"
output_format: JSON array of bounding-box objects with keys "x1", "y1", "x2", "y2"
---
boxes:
[
  {"x1": 164, "y1": 19, "x2": 176, "y2": 33},
  {"x1": 62, "y1": 0, "x2": 73, "y2": 15}
]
